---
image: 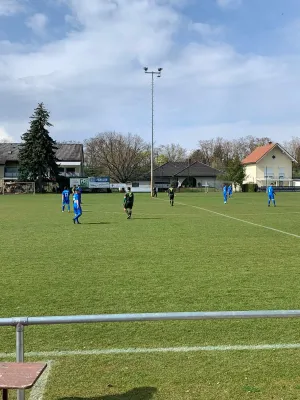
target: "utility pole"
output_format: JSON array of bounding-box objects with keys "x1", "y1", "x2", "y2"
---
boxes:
[{"x1": 143, "y1": 67, "x2": 163, "y2": 197}]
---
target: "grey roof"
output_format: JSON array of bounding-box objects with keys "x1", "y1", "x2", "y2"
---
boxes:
[
  {"x1": 0, "y1": 143, "x2": 83, "y2": 164},
  {"x1": 152, "y1": 161, "x2": 220, "y2": 178},
  {"x1": 0, "y1": 143, "x2": 19, "y2": 163},
  {"x1": 175, "y1": 162, "x2": 221, "y2": 177},
  {"x1": 55, "y1": 144, "x2": 83, "y2": 161},
  {"x1": 154, "y1": 162, "x2": 190, "y2": 177}
]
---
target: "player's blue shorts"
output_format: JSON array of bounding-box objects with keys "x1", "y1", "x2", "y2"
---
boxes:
[
  {"x1": 268, "y1": 195, "x2": 274, "y2": 200},
  {"x1": 63, "y1": 200, "x2": 69, "y2": 205},
  {"x1": 74, "y1": 207, "x2": 82, "y2": 216}
]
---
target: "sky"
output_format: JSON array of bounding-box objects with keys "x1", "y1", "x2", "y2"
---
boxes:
[{"x1": 1, "y1": 0, "x2": 300, "y2": 149}]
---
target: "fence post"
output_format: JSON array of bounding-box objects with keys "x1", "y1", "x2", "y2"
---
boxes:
[{"x1": 16, "y1": 323, "x2": 25, "y2": 400}]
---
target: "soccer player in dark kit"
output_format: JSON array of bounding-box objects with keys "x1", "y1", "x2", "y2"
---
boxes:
[
  {"x1": 123, "y1": 187, "x2": 134, "y2": 219},
  {"x1": 168, "y1": 187, "x2": 175, "y2": 206}
]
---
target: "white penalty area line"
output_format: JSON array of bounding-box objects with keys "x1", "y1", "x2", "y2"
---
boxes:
[
  {"x1": 164, "y1": 199, "x2": 300, "y2": 239},
  {"x1": 29, "y1": 360, "x2": 54, "y2": 400},
  {"x1": 2, "y1": 344, "x2": 300, "y2": 359}
]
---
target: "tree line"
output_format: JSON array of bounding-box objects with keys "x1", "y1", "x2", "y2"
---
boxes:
[
  {"x1": 85, "y1": 134, "x2": 300, "y2": 184},
  {"x1": 15, "y1": 103, "x2": 300, "y2": 190}
]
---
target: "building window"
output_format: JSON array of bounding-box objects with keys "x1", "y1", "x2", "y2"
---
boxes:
[
  {"x1": 264, "y1": 167, "x2": 274, "y2": 178},
  {"x1": 278, "y1": 168, "x2": 285, "y2": 179},
  {"x1": 4, "y1": 167, "x2": 18, "y2": 178},
  {"x1": 58, "y1": 168, "x2": 64, "y2": 173},
  {"x1": 132, "y1": 182, "x2": 139, "y2": 187}
]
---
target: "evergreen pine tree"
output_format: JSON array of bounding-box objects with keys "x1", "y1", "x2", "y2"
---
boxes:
[{"x1": 18, "y1": 103, "x2": 59, "y2": 191}]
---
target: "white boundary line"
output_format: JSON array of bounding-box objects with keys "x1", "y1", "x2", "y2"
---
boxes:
[
  {"x1": 103, "y1": 211, "x2": 200, "y2": 217},
  {"x1": 103, "y1": 210, "x2": 300, "y2": 218},
  {"x1": 224, "y1": 212, "x2": 300, "y2": 216},
  {"x1": 165, "y1": 199, "x2": 300, "y2": 239},
  {"x1": 2, "y1": 343, "x2": 300, "y2": 359},
  {"x1": 29, "y1": 360, "x2": 54, "y2": 400}
]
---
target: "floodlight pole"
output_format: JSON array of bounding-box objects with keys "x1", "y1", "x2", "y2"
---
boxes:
[{"x1": 144, "y1": 67, "x2": 163, "y2": 197}]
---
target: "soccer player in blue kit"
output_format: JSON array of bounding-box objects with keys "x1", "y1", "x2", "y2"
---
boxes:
[
  {"x1": 223, "y1": 184, "x2": 228, "y2": 204},
  {"x1": 267, "y1": 183, "x2": 276, "y2": 207},
  {"x1": 73, "y1": 188, "x2": 82, "y2": 224},
  {"x1": 61, "y1": 186, "x2": 70, "y2": 212},
  {"x1": 77, "y1": 186, "x2": 82, "y2": 205}
]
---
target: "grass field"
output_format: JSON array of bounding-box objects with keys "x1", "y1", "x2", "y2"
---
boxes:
[{"x1": 1, "y1": 191, "x2": 300, "y2": 399}]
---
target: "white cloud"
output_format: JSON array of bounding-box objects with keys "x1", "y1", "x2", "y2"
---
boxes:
[
  {"x1": 0, "y1": 0, "x2": 23, "y2": 16},
  {"x1": 0, "y1": 0, "x2": 300, "y2": 149},
  {"x1": 25, "y1": 13, "x2": 48, "y2": 36},
  {"x1": 0, "y1": 126, "x2": 14, "y2": 142},
  {"x1": 190, "y1": 22, "x2": 224, "y2": 38},
  {"x1": 216, "y1": 0, "x2": 242, "y2": 9}
]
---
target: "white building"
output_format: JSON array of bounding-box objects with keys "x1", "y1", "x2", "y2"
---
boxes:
[{"x1": 242, "y1": 142, "x2": 297, "y2": 187}]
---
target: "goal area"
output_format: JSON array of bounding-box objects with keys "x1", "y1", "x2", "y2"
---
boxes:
[{"x1": 0, "y1": 181, "x2": 35, "y2": 195}]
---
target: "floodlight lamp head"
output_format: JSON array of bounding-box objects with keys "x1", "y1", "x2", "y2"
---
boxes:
[
  {"x1": 158, "y1": 67, "x2": 163, "y2": 72},
  {"x1": 144, "y1": 67, "x2": 148, "y2": 72}
]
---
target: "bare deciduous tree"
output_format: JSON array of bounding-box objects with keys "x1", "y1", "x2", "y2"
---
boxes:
[
  {"x1": 157, "y1": 144, "x2": 188, "y2": 163},
  {"x1": 191, "y1": 139, "x2": 215, "y2": 165},
  {"x1": 283, "y1": 137, "x2": 300, "y2": 163},
  {"x1": 84, "y1": 132, "x2": 149, "y2": 182}
]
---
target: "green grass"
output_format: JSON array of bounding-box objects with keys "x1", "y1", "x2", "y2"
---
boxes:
[{"x1": 1, "y1": 192, "x2": 300, "y2": 399}]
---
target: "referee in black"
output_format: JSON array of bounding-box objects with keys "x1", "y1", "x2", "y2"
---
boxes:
[
  {"x1": 123, "y1": 187, "x2": 134, "y2": 219},
  {"x1": 168, "y1": 187, "x2": 175, "y2": 206}
]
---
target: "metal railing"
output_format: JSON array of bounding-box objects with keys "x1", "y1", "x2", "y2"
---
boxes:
[
  {"x1": 58, "y1": 172, "x2": 80, "y2": 177},
  {"x1": 2, "y1": 310, "x2": 300, "y2": 400}
]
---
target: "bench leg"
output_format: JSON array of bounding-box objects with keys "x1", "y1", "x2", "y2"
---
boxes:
[{"x1": 2, "y1": 389, "x2": 8, "y2": 400}]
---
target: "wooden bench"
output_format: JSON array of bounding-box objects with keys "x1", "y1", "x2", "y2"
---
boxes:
[{"x1": 0, "y1": 362, "x2": 47, "y2": 399}]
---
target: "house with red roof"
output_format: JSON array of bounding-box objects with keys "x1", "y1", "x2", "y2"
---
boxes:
[{"x1": 241, "y1": 142, "x2": 297, "y2": 187}]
